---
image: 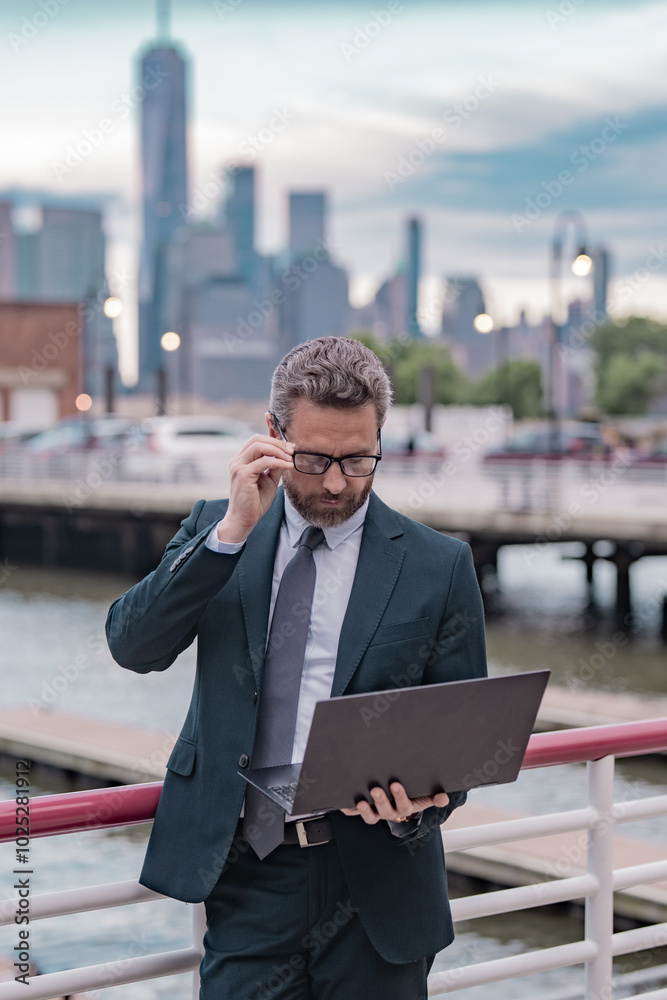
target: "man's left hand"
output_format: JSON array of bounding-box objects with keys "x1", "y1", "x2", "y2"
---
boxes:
[{"x1": 340, "y1": 782, "x2": 449, "y2": 825}]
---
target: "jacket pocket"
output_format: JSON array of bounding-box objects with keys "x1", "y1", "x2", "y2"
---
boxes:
[
  {"x1": 166, "y1": 737, "x2": 197, "y2": 776},
  {"x1": 368, "y1": 617, "x2": 430, "y2": 647}
]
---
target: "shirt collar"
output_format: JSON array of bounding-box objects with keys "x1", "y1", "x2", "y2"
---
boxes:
[{"x1": 283, "y1": 491, "x2": 370, "y2": 551}]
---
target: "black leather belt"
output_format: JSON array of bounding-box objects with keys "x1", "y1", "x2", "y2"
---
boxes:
[{"x1": 282, "y1": 814, "x2": 334, "y2": 847}]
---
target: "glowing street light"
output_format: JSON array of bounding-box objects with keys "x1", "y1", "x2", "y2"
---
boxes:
[
  {"x1": 549, "y1": 210, "x2": 594, "y2": 449},
  {"x1": 103, "y1": 296, "x2": 123, "y2": 319},
  {"x1": 160, "y1": 331, "x2": 181, "y2": 352},
  {"x1": 473, "y1": 313, "x2": 494, "y2": 334},
  {"x1": 75, "y1": 393, "x2": 92, "y2": 412},
  {"x1": 571, "y1": 253, "x2": 593, "y2": 277}
]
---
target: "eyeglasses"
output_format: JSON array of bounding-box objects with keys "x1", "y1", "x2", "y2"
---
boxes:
[{"x1": 269, "y1": 411, "x2": 382, "y2": 477}]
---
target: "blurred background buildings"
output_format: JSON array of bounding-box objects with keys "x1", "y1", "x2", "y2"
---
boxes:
[{"x1": 0, "y1": 1, "x2": 622, "y2": 423}]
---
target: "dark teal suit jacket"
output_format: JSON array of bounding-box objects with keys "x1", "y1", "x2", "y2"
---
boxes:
[{"x1": 106, "y1": 487, "x2": 487, "y2": 964}]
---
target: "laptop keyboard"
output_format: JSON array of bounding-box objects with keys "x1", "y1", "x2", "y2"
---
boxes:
[{"x1": 267, "y1": 781, "x2": 298, "y2": 806}]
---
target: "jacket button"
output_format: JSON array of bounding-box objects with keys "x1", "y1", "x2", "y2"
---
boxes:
[
  {"x1": 238, "y1": 754, "x2": 249, "y2": 768},
  {"x1": 253, "y1": 691, "x2": 258, "y2": 703}
]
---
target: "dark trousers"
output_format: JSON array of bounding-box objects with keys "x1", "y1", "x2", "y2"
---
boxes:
[{"x1": 200, "y1": 825, "x2": 433, "y2": 999}]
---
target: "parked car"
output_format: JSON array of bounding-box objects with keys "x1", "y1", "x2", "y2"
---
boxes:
[
  {"x1": 483, "y1": 422, "x2": 613, "y2": 465},
  {"x1": 13, "y1": 416, "x2": 135, "y2": 479},
  {"x1": 121, "y1": 415, "x2": 253, "y2": 482},
  {"x1": 26, "y1": 417, "x2": 135, "y2": 457},
  {"x1": 0, "y1": 421, "x2": 51, "y2": 451}
]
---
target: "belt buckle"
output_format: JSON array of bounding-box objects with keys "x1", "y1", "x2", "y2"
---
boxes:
[
  {"x1": 296, "y1": 820, "x2": 312, "y2": 848},
  {"x1": 295, "y1": 818, "x2": 331, "y2": 848}
]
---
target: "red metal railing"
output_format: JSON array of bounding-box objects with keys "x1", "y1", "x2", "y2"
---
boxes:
[{"x1": 1, "y1": 717, "x2": 666, "y2": 843}]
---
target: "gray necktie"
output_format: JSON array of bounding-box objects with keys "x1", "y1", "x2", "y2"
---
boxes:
[{"x1": 244, "y1": 525, "x2": 325, "y2": 858}]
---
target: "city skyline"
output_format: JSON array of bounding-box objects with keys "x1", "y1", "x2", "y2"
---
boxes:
[{"x1": 1, "y1": 0, "x2": 665, "y2": 382}]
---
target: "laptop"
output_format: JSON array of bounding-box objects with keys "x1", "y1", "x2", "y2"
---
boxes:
[{"x1": 239, "y1": 670, "x2": 550, "y2": 815}]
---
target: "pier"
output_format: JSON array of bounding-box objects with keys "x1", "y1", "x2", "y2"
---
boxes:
[{"x1": 1, "y1": 465, "x2": 667, "y2": 617}]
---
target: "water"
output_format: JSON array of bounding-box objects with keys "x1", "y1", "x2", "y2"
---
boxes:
[{"x1": 1, "y1": 545, "x2": 666, "y2": 997}]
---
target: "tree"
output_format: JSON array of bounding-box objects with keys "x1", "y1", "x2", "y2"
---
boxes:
[
  {"x1": 596, "y1": 352, "x2": 665, "y2": 415},
  {"x1": 350, "y1": 332, "x2": 466, "y2": 405},
  {"x1": 468, "y1": 358, "x2": 543, "y2": 419},
  {"x1": 591, "y1": 316, "x2": 667, "y2": 414}
]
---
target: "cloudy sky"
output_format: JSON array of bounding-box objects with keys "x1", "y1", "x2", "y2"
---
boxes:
[{"x1": 1, "y1": 0, "x2": 666, "y2": 380}]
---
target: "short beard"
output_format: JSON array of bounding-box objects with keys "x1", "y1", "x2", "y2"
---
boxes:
[{"x1": 282, "y1": 473, "x2": 374, "y2": 528}]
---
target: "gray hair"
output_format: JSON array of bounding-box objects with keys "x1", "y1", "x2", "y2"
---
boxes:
[{"x1": 269, "y1": 336, "x2": 393, "y2": 429}]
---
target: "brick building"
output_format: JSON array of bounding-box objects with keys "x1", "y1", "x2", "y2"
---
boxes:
[{"x1": 0, "y1": 302, "x2": 82, "y2": 423}]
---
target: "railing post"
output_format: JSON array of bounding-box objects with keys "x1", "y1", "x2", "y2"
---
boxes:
[
  {"x1": 192, "y1": 901, "x2": 206, "y2": 1000},
  {"x1": 585, "y1": 754, "x2": 615, "y2": 1000}
]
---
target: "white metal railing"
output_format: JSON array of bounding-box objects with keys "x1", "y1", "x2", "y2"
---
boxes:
[
  {"x1": 431, "y1": 754, "x2": 667, "y2": 997},
  {"x1": 0, "y1": 724, "x2": 666, "y2": 998},
  {"x1": 0, "y1": 882, "x2": 205, "y2": 1000}
]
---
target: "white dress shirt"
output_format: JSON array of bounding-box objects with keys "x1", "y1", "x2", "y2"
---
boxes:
[{"x1": 206, "y1": 493, "x2": 368, "y2": 818}]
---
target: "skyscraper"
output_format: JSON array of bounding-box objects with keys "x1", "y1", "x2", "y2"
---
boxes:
[
  {"x1": 137, "y1": 7, "x2": 188, "y2": 390},
  {"x1": 440, "y1": 277, "x2": 493, "y2": 375},
  {"x1": 288, "y1": 192, "x2": 325, "y2": 260},
  {"x1": 591, "y1": 246, "x2": 610, "y2": 322},
  {"x1": 279, "y1": 191, "x2": 348, "y2": 352},
  {"x1": 16, "y1": 207, "x2": 106, "y2": 301},
  {"x1": 223, "y1": 165, "x2": 258, "y2": 291},
  {"x1": 406, "y1": 216, "x2": 423, "y2": 338},
  {"x1": 0, "y1": 202, "x2": 15, "y2": 300}
]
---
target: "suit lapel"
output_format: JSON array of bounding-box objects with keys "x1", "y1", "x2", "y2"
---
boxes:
[
  {"x1": 331, "y1": 492, "x2": 405, "y2": 697},
  {"x1": 237, "y1": 488, "x2": 285, "y2": 689}
]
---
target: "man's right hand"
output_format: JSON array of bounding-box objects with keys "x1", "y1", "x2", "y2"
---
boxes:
[{"x1": 216, "y1": 431, "x2": 295, "y2": 544}]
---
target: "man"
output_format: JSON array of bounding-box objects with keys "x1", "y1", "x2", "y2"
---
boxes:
[{"x1": 106, "y1": 336, "x2": 487, "y2": 999}]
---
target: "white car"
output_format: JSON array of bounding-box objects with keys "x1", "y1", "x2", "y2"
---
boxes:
[{"x1": 122, "y1": 415, "x2": 254, "y2": 482}]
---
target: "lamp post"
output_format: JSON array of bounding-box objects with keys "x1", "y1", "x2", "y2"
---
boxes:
[
  {"x1": 102, "y1": 296, "x2": 122, "y2": 414},
  {"x1": 548, "y1": 209, "x2": 593, "y2": 452},
  {"x1": 157, "y1": 331, "x2": 181, "y2": 416}
]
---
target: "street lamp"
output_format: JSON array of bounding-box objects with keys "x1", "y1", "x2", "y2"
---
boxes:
[
  {"x1": 548, "y1": 209, "x2": 594, "y2": 451},
  {"x1": 101, "y1": 297, "x2": 123, "y2": 413},
  {"x1": 473, "y1": 313, "x2": 494, "y2": 334},
  {"x1": 103, "y1": 296, "x2": 123, "y2": 319},
  {"x1": 75, "y1": 393, "x2": 92, "y2": 413},
  {"x1": 157, "y1": 332, "x2": 181, "y2": 415},
  {"x1": 572, "y1": 253, "x2": 593, "y2": 277},
  {"x1": 475, "y1": 312, "x2": 510, "y2": 421}
]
